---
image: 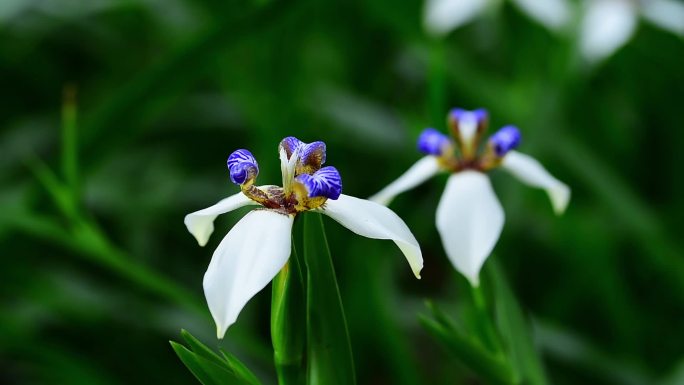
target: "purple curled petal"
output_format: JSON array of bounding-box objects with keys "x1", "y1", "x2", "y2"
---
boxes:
[
  {"x1": 472, "y1": 108, "x2": 488, "y2": 124},
  {"x1": 489, "y1": 125, "x2": 521, "y2": 157},
  {"x1": 296, "y1": 166, "x2": 342, "y2": 200},
  {"x1": 229, "y1": 163, "x2": 258, "y2": 184},
  {"x1": 227, "y1": 149, "x2": 257, "y2": 170},
  {"x1": 449, "y1": 108, "x2": 468, "y2": 122},
  {"x1": 417, "y1": 128, "x2": 451, "y2": 156},
  {"x1": 300, "y1": 141, "x2": 327, "y2": 169},
  {"x1": 279, "y1": 136, "x2": 304, "y2": 159},
  {"x1": 449, "y1": 107, "x2": 488, "y2": 125},
  {"x1": 227, "y1": 149, "x2": 259, "y2": 185}
]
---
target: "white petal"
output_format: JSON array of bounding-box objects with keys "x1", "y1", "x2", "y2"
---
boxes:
[
  {"x1": 436, "y1": 171, "x2": 504, "y2": 286},
  {"x1": 642, "y1": 0, "x2": 684, "y2": 37},
  {"x1": 369, "y1": 156, "x2": 441, "y2": 205},
  {"x1": 510, "y1": 0, "x2": 571, "y2": 31},
  {"x1": 502, "y1": 151, "x2": 570, "y2": 215},
  {"x1": 318, "y1": 195, "x2": 423, "y2": 278},
  {"x1": 184, "y1": 193, "x2": 257, "y2": 246},
  {"x1": 458, "y1": 112, "x2": 479, "y2": 150},
  {"x1": 280, "y1": 146, "x2": 299, "y2": 193},
  {"x1": 579, "y1": 0, "x2": 638, "y2": 62},
  {"x1": 424, "y1": 0, "x2": 490, "y2": 37},
  {"x1": 204, "y1": 210, "x2": 293, "y2": 338}
]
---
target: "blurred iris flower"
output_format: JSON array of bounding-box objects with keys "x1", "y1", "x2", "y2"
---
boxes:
[
  {"x1": 424, "y1": 0, "x2": 573, "y2": 35},
  {"x1": 579, "y1": 0, "x2": 684, "y2": 63},
  {"x1": 424, "y1": 0, "x2": 684, "y2": 63},
  {"x1": 185, "y1": 137, "x2": 423, "y2": 338},
  {"x1": 371, "y1": 109, "x2": 569, "y2": 286}
]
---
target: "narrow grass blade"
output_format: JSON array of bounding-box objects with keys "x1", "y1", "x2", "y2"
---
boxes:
[
  {"x1": 488, "y1": 261, "x2": 549, "y2": 385},
  {"x1": 302, "y1": 213, "x2": 356, "y2": 385},
  {"x1": 171, "y1": 330, "x2": 262, "y2": 385},
  {"x1": 420, "y1": 301, "x2": 515, "y2": 385}
]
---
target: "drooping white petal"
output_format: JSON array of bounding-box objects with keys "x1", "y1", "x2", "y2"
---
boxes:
[
  {"x1": 369, "y1": 156, "x2": 441, "y2": 205},
  {"x1": 317, "y1": 194, "x2": 423, "y2": 279},
  {"x1": 502, "y1": 151, "x2": 570, "y2": 215},
  {"x1": 184, "y1": 193, "x2": 257, "y2": 246},
  {"x1": 510, "y1": 0, "x2": 571, "y2": 31},
  {"x1": 642, "y1": 0, "x2": 684, "y2": 37},
  {"x1": 424, "y1": 0, "x2": 490, "y2": 37},
  {"x1": 579, "y1": 0, "x2": 638, "y2": 62},
  {"x1": 436, "y1": 171, "x2": 504, "y2": 286},
  {"x1": 204, "y1": 209, "x2": 293, "y2": 338}
]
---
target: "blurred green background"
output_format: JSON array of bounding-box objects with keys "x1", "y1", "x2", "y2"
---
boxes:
[{"x1": 1, "y1": 0, "x2": 683, "y2": 384}]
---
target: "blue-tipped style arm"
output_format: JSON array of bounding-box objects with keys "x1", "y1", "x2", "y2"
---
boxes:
[
  {"x1": 296, "y1": 166, "x2": 342, "y2": 200},
  {"x1": 227, "y1": 149, "x2": 259, "y2": 185},
  {"x1": 489, "y1": 125, "x2": 521, "y2": 157},
  {"x1": 279, "y1": 136, "x2": 304, "y2": 159},
  {"x1": 299, "y1": 141, "x2": 327, "y2": 170},
  {"x1": 417, "y1": 128, "x2": 452, "y2": 156},
  {"x1": 448, "y1": 108, "x2": 488, "y2": 128}
]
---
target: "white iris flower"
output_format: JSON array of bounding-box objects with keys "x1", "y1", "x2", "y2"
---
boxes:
[
  {"x1": 579, "y1": 0, "x2": 684, "y2": 63},
  {"x1": 185, "y1": 136, "x2": 423, "y2": 338},
  {"x1": 371, "y1": 109, "x2": 569, "y2": 286},
  {"x1": 423, "y1": 0, "x2": 684, "y2": 63},
  {"x1": 424, "y1": 0, "x2": 573, "y2": 36}
]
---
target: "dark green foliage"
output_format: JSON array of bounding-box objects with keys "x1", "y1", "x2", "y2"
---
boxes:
[{"x1": 1, "y1": 0, "x2": 683, "y2": 384}]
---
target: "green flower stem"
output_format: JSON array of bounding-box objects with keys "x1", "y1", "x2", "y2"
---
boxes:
[
  {"x1": 61, "y1": 84, "x2": 79, "y2": 204},
  {"x1": 271, "y1": 245, "x2": 306, "y2": 385},
  {"x1": 428, "y1": 39, "x2": 447, "y2": 125}
]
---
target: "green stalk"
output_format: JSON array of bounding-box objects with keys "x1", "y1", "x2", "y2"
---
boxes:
[
  {"x1": 61, "y1": 84, "x2": 78, "y2": 204},
  {"x1": 427, "y1": 39, "x2": 447, "y2": 125},
  {"x1": 271, "y1": 244, "x2": 306, "y2": 385}
]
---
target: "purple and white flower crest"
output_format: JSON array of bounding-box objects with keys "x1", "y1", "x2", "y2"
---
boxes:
[
  {"x1": 296, "y1": 166, "x2": 342, "y2": 200},
  {"x1": 279, "y1": 136, "x2": 304, "y2": 158},
  {"x1": 415, "y1": 107, "x2": 524, "y2": 172},
  {"x1": 279, "y1": 136, "x2": 327, "y2": 173},
  {"x1": 226, "y1": 136, "x2": 342, "y2": 212}
]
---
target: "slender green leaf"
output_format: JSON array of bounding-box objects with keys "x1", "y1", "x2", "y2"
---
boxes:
[
  {"x1": 420, "y1": 302, "x2": 515, "y2": 385},
  {"x1": 181, "y1": 329, "x2": 227, "y2": 367},
  {"x1": 171, "y1": 342, "x2": 250, "y2": 385},
  {"x1": 470, "y1": 284, "x2": 505, "y2": 356},
  {"x1": 302, "y1": 213, "x2": 356, "y2": 385},
  {"x1": 271, "y1": 243, "x2": 306, "y2": 385},
  {"x1": 219, "y1": 350, "x2": 263, "y2": 385},
  {"x1": 173, "y1": 330, "x2": 262, "y2": 385},
  {"x1": 489, "y1": 261, "x2": 549, "y2": 385},
  {"x1": 25, "y1": 156, "x2": 77, "y2": 220}
]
